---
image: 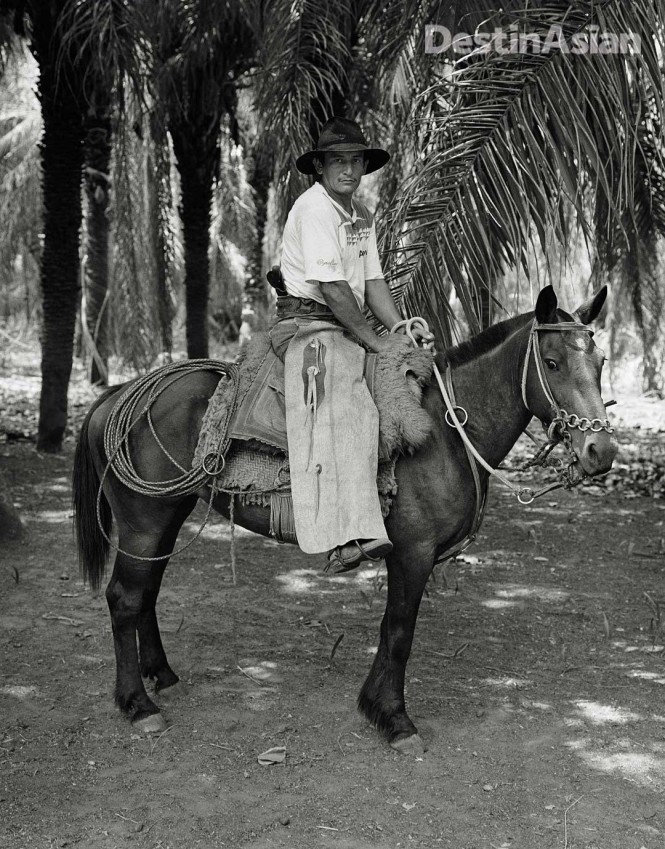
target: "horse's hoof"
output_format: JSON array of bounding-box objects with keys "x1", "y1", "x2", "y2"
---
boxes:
[
  {"x1": 133, "y1": 713, "x2": 167, "y2": 734},
  {"x1": 390, "y1": 733, "x2": 426, "y2": 756}
]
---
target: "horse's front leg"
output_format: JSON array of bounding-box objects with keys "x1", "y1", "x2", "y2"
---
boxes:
[{"x1": 358, "y1": 549, "x2": 433, "y2": 755}]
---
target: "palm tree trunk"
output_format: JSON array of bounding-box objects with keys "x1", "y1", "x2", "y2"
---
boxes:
[
  {"x1": 239, "y1": 148, "x2": 272, "y2": 344},
  {"x1": 179, "y1": 163, "x2": 213, "y2": 359},
  {"x1": 83, "y1": 112, "x2": 112, "y2": 386},
  {"x1": 171, "y1": 121, "x2": 218, "y2": 359},
  {"x1": 36, "y1": 69, "x2": 84, "y2": 452}
]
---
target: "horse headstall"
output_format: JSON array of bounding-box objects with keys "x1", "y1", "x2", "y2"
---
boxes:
[{"x1": 522, "y1": 318, "x2": 614, "y2": 439}]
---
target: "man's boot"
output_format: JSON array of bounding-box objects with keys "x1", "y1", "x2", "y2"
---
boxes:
[{"x1": 327, "y1": 538, "x2": 393, "y2": 573}]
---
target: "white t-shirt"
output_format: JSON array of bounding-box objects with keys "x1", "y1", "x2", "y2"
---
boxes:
[{"x1": 280, "y1": 182, "x2": 384, "y2": 309}]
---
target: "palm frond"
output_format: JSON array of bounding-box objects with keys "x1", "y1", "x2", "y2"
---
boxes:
[
  {"x1": 55, "y1": 0, "x2": 147, "y2": 108},
  {"x1": 380, "y1": 0, "x2": 665, "y2": 347},
  {"x1": 0, "y1": 48, "x2": 41, "y2": 297},
  {"x1": 110, "y1": 108, "x2": 166, "y2": 371},
  {"x1": 142, "y1": 0, "x2": 253, "y2": 129},
  {"x1": 0, "y1": 12, "x2": 25, "y2": 70},
  {"x1": 209, "y1": 127, "x2": 256, "y2": 333},
  {"x1": 253, "y1": 0, "x2": 357, "y2": 221}
]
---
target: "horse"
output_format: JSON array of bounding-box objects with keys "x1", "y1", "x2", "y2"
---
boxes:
[{"x1": 72, "y1": 285, "x2": 617, "y2": 755}]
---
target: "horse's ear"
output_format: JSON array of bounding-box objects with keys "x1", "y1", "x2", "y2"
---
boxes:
[
  {"x1": 574, "y1": 285, "x2": 607, "y2": 325},
  {"x1": 535, "y1": 285, "x2": 558, "y2": 324}
]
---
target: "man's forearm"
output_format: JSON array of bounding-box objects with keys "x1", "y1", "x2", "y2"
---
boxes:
[
  {"x1": 364, "y1": 278, "x2": 402, "y2": 331},
  {"x1": 318, "y1": 280, "x2": 382, "y2": 351}
]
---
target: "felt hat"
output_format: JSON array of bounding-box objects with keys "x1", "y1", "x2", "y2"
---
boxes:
[{"x1": 296, "y1": 117, "x2": 390, "y2": 175}]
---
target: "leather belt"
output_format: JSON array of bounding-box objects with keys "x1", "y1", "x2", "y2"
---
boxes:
[{"x1": 275, "y1": 295, "x2": 337, "y2": 321}]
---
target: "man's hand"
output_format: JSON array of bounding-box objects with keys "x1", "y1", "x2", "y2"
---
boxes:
[
  {"x1": 405, "y1": 325, "x2": 435, "y2": 347},
  {"x1": 391, "y1": 319, "x2": 435, "y2": 348}
]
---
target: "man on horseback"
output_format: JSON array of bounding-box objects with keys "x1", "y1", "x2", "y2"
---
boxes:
[{"x1": 269, "y1": 117, "x2": 434, "y2": 571}]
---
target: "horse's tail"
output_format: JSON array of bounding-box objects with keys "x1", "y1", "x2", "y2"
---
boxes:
[{"x1": 72, "y1": 384, "x2": 124, "y2": 593}]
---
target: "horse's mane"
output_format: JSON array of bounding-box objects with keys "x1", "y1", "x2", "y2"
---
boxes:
[
  {"x1": 440, "y1": 305, "x2": 580, "y2": 368},
  {"x1": 442, "y1": 312, "x2": 532, "y2": 368}
]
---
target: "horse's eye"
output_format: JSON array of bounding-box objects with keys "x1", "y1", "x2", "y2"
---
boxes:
[{"x1": 545, "y1": 359, "x2": 558, "y2": 371}]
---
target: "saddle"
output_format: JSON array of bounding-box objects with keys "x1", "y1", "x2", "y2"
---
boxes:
[{"x1": 193, "y1": 331, "x2": 434, "y2": 543}]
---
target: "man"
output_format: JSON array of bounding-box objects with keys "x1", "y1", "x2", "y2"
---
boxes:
[{"x1": 271, "y1": 117, "x2": 433, "y2": 571}]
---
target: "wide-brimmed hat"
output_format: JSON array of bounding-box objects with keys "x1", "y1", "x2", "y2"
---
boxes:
[{"x1": 296, "y1": 117, "x2": 390, "y2": 175}]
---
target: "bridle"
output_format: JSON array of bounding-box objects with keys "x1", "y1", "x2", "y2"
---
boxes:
[
  {"x1": 394, "y1": 316, "x2": 615, "y2": 564},
  {"x1": 521, "y1": 319, "x2": 614, "y2": 443}
]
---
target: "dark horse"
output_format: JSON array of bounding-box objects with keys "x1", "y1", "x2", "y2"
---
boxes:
[{"x1": 73, "y1": 286, "x2": 617, "y2": 754}]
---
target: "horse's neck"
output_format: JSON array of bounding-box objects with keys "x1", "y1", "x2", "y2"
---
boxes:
[{"x1": 441, "y1": 326, "x2": 532, "y2": 467}]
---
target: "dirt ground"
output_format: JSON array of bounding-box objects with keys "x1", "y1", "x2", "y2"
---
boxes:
[{"x1": 1, "y1": 364, "x2": 665, "y2": 849}]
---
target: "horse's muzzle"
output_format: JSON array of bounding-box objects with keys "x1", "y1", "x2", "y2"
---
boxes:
[{"x1": 579, "y1": 431, "x2": 618, "y2": 477}]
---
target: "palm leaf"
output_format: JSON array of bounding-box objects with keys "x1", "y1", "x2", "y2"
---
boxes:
[
  {"x1": 253, "y1": 0, "x2": 358, "y2": 222},
  {"x1": 380, "y1": 0, "x2": 665, "y2": 347},
  {"x1": 55, "y1": 0, "x2": 147, "y2": 107},
  {"x1": 110, "y1": 107, "x2": 166, "y2": 371},
  {"x1": 210, "y1": 124, "x2": 256, "y2": 329},
  {"x1": 0, "y1": 48, "x2": 41, "y2": 297}
]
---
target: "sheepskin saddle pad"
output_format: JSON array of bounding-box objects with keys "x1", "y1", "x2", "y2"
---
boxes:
[{"x1": 193, "y1": 331, "x2": 434, "y2": 540}]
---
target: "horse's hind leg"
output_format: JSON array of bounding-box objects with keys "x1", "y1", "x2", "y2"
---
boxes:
[
  {"x1": 137, "y1": 560, "x2": 179, "y2": 692},
  {"x1": 106, "y1": 552, "x2": 163, "y2": 729},
  {"x1": 105, "y1": 497, "x2": 196, "y2": 731}
]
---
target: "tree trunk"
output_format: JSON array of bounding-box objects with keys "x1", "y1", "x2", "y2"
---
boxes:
[
  {"x1": 239, "y1": 147, "x2": 272, "y2": 346},
  {"x1": 35, "y1": 61, "x2": 85, "y2": 452},
  {"x1": 83, "y1": 111, "x2": 112, "y2": 386},
  {"x1": 171, "y1": 120, "x2": 218, "y2": 359}
]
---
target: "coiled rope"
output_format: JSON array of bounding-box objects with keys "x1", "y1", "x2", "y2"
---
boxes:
[{"x1": 96, "y1": 359, "x2": 237, "y2": 562}]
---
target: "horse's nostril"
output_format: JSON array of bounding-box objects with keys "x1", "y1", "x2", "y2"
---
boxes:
[{"x1": 583, "y1": 436, "x2": 616, "y2": 475}]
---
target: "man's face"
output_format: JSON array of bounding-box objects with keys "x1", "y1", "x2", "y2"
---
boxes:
[{"x1": 316, "y1": 151, "x2": 367, "y2": 198}]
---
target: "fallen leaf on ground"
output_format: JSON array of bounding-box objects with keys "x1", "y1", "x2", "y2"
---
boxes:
[{"x1": 258, "y1": 746, "x2": 286, "y2": 765}]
